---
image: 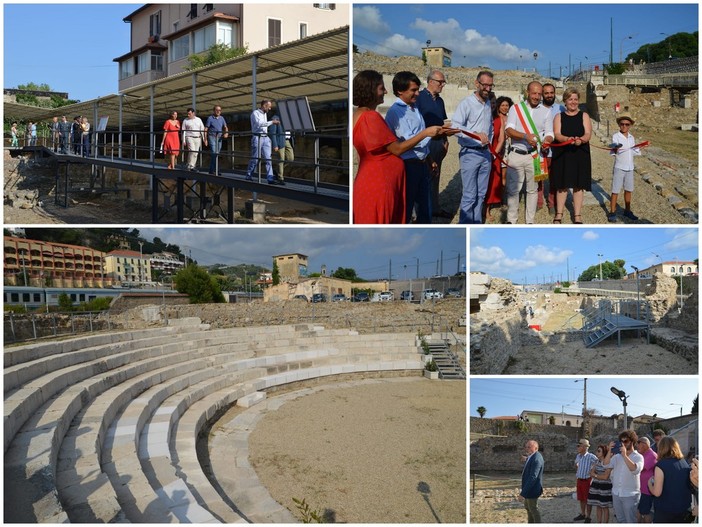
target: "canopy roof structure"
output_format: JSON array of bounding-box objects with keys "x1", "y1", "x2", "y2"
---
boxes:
[{"x1": 4, "y1": 26, "x2": 349, "y2": 130}]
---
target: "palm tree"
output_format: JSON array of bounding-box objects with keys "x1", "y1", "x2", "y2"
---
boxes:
[{"x1": 477, "y1": 406, "x2": 487, "y2": 418}]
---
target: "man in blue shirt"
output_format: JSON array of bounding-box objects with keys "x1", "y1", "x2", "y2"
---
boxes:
[
  {"x1": 520, "y1": 439, "x2": 544, "y2": 523},
  {"x1": 385, "y1": 71, "x2": 435, "y2": 223},
  {"x1": 416, "y1": 69, "x2": 452, "y2": 219},
  {"x1": 452, "y1": 71, "x2": 494, "y2": 224},
  {"x1": 205, "y1": 105, "x2": 228, "y2": 175}
]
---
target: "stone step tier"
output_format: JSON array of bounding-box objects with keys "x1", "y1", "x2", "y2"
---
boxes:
[{"x1": 4, "y1": 321, "x2": 423, "y2": 523}]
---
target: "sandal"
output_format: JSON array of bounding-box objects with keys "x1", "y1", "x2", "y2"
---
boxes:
[
  {"x1": 574, "y1": 214, "x2": 583, "y2": 224},
  {"x1": 553, "y1": 212, "x2": 563, "y2": 224}
]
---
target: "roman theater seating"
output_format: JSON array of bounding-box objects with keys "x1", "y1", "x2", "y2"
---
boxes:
[{"x1": 4, "y1": 319, "x2": 423, "y2": 523}]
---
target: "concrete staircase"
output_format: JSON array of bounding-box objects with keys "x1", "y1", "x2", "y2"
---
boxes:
[
  {"x1": 4, "y1": 319, "x2": 424, "y2": 523},
  {"x1": 426, "y1": 341, "x2": 466, "y2": 380}
]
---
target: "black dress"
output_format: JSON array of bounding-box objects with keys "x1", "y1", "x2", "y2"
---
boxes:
[{"x1": 551, "y1": 111, "x2": 591, "y2": 191}]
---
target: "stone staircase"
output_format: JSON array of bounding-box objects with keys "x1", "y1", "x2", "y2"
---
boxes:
[
  {"x1": 4, "y1": 319, "x2": 424, "y2": 523},
  {"x1": 426, "y1": 341, "x2": 466, "y2": 380}
]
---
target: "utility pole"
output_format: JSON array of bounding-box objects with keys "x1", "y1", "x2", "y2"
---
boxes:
[{"x1": 583, "y1": 378, "x2": 590, "y2": 438}]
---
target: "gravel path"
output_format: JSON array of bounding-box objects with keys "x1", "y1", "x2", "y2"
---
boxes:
[{"x1": 210, "y1": 377, "x2": 466, "y2": 523}]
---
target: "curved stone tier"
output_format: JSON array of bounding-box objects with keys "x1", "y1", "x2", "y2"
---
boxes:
[{"x1": 4, "y1": 319, "x2": 422, "y2": 523}]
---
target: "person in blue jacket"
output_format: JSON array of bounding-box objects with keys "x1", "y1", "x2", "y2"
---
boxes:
[{"x1": 520, "y1": 439, "x2": 544, "y2": 523}]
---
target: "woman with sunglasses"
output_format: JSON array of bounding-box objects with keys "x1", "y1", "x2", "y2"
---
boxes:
[{"x1": 588, "y1": 444, "x2": 613, "y2": 523}]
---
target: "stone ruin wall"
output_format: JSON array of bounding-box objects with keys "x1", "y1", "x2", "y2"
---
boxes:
[
  {"x1": 470, "y1": 276, "x2": 523, "y2": 375},
  {"x1": 470, "y1": 416, "x2": 694, "y2": 472},
  {"x1": 645, "y1": 273, "x2": 682, "y2": 322},
  {"x1": 661, "y1": 275, "x2": 698, "y2": 332}
]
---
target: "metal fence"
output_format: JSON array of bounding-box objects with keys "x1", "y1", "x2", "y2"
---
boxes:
[{"x1": 4, "y1": 311, "x2": 115, "y2": 344}]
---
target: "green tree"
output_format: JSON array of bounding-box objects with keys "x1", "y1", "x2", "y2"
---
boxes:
[
  {"x1": 627, "y1": 32, "x2": 698, "y2": 63},
  {"x1": 58, "y1": 293, "x2": 74, "y2": 311},
  {"x1": 578, "y1": 261, "x2": 626, "y2": 281},
  {"x1": 332, "y1": 267, "x2": 359, "y2": 281},
  {"x1": 692, "y1": 394, "x2": 698, "y2": 414},
  {"x1": 185, "y1": 43, "x2": 248, "y2": 70},
  {"x1": 477, "y1": 406, "x2": 487, "y2": 418},
  {"x1": 174, "y1": 264, "x2": 225, "y2": 304},
  {"x1": 606, "y1": 63, "x2": 626, "y2": 75},
  {"x1": 272, "y1": 260, "x2": 280, "y2": 286}
]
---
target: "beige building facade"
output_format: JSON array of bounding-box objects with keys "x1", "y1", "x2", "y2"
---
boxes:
[
  {"x1": 273, "y1": 252, "x2": 309, "y2": 282},
  {"x1": 115, "y1": 3, "x2": 348, "y2": 91},
  {"x1": 104, "y1": 250, "x2": 153, "y2": 285},
  {"x1": 4, "y1": 236, "x2": 111, "y2": 288}
]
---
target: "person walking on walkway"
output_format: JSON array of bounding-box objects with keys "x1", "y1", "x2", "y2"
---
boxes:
[{"x1": 205, "y1": 105, "x2": 228, "y2": 175}]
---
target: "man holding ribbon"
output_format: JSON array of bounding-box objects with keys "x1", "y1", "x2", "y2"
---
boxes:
[
  {"x1": 451, "y1": 70, "x2": 494, "y2": 224},
  {"x1": 504, "y1": 81, "x2": 554, "y2": 224}
]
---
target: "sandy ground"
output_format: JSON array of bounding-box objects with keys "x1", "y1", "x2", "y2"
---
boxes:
[
  {"x1": 504, "y1": 337, "x2": 697, "y2": 375},
  {"x1": 210, "y1": 377, "x2": 466, "y2": 523},
  {"x1": 470, "y1": 474, "x2": 598, "y2": 524}
]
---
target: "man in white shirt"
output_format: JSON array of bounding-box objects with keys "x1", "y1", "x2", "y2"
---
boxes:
[
  {"x1": 605, "y1": 430, "x2": 644, "y2": 524},
  {"x1": 181, "y1": 108, "x2": 207, "y2": 171},
  {"x1": 504, "y1": 81, "x2": 554, "y2": 224},
  {"x1": 246, "y1": 99, "x2": 280, "y2": 185}
]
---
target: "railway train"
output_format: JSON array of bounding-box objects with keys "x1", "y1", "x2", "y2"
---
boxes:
[{"x1": 3, "y1": 286, "x2": 180, "y2": 310}]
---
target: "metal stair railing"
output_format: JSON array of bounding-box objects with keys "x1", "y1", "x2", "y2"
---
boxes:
[{"x1": 426, "y1": 341, "x2": 466, "y2": 380}]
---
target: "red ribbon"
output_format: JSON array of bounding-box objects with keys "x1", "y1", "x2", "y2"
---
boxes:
[{"x1": 461, "y1": 130, "x2": 512, "y2": 168}]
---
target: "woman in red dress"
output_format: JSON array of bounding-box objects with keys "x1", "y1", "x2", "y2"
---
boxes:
[
  {"x1": 484, "y1": 96, "x2": 512, "y2": 221},
  {"x1": 352, "y1": 70, "x2": 445, "y2": 224},
  {"x1": 161, "y1": 111, "x2": 181, "y2": 169}
]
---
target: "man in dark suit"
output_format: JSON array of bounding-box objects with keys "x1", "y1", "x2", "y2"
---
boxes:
[{"x1": 519, "y1": 439, "x2": 544, "y2": 523}]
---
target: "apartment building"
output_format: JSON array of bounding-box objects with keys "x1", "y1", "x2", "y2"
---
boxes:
[
  {"x1": 149, "y1": 251, "x2": 185, "y2": 277},
  {"x1": 114, "y1": 3, "x2": 348, "y2": 91},
  {"x1": 3, "y1": 236, "x2": 110, "y2": 288},
  {"x1": 104, "y1": 250, "x2": 153, "y2": 285},
  {"x1": 630, "y1": 260, "x2": 699, "y2": 279}
]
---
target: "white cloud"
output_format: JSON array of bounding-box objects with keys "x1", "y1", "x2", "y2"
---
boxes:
[
  {"x1": 523, "y1": 245, "x2": 573, "y2": 265},
  {"x1": 582, "y1": 231, "x2": 599, "y2": 241},
  {"x1": 373, "y1": 33, "x2": 424, "y2": 57},
  {"x1": 411, "y1": 18, "x2": 535, "y2": 66},
  {"x1": 353, "y1": 6, "x2": 391, "y2": 35},
  {"x1": 664, "y1": 230, "x2": 698, "y2": 252}
]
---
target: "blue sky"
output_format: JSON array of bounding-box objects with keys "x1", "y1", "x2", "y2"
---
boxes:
[
  {"x1": 4, "y1": 4, "x2": 140, "y2": 101},
  {"x1": 139, "y1": 227, "x2": 466, "y2": 280},
  {"x1": 353, "y1": 3, "x2": 698, "y2": 76},
  {"x1": 470, "y1": 377, "x2": 699, "y2": 420},
  {"x1": 470, "y1": 227, "x2": 698, "y2": 284}
]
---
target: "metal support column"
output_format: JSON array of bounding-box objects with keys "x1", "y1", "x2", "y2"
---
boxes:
[
  {"x1": 227, "y1": 187, "x2": 234, "y2": 223},
  {"x1": 151, "y1": 174, "x2": 159, "y2": 222}
]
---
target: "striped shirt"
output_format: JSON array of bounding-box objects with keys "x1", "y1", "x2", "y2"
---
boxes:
[{"x1": 575, "y1": 451, "x2": 599, "y2": 479}]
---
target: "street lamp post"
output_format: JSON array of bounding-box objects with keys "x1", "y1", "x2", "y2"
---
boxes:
[
  {"x1": 138, "y1": 241, "x2": 144, "y2": 286},
  {"x1": 611, "y1": 386, "x2": 629, "y2": 429},
  {"x1": 620, "y1": 35, "x2": 633, "y2": 63},
  {"x1": 669, "y1": 403, "x2": 683, "y2": 416},
  {"x1": 660, "y1": 33, "x2": 672, "y2": 59},
  {"x1": 597, "y1": 253, "x2": 604, "y2": 281},
  {"x1": 631, "y1": 265, "x2": 640, "y2": 320}
]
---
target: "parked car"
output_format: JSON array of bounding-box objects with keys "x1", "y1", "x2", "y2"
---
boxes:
[
  {"x1": 293, "y1": 294, "x2": 309, "y2": 302},
  {"x1": 311, "y1": 293, "x2": 328, "y2": 303},
  {"x1": 445, "y1": 288, "x2": 462, "y2": 298},
  {"x1": 331, "y1": 293, "x2": 347, "y2": 302},
  {"x1": 378, "y1": 291, "x2": 394, "y2": 301},
  {"x1": 422, "y1": 289, "x2": 443, "y2": 300},
  {"x1": 400, "y1": 290, "x2": 414, "y2": 301},
  {"x1": 353, "y1": 292, "x2": 370, "y2": 302}
]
